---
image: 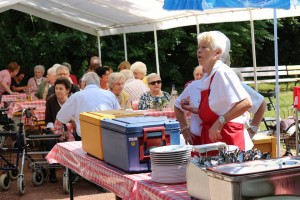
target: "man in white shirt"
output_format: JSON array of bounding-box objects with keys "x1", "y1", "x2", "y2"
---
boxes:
[{"x1": 56, "y1": 72, "x2": 120, "y2": 140}]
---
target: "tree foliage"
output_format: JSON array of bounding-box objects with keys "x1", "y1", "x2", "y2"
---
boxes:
[{"x1": 1, "y1": 10, "x2": 300, "y2": 88}]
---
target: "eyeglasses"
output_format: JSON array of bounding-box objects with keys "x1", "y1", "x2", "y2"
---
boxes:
[{"x1": 148, "y1": 80, "x2": 162, "y2": 85}]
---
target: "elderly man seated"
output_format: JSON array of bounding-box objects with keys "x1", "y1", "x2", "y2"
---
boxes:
[
  {"x1": 120, "y1": 69, "x2": 149, "y2": 102},
  {"x1": 46, "y1": 65, "x2": 80, "y2": 99},
  {"x1": 56, "y1": 72, "x2": 120, "y2": 141}
]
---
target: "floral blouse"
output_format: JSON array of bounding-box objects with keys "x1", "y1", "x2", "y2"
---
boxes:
[{"x1": 138, "y1": 91, "x2": 171, "y2": 110}]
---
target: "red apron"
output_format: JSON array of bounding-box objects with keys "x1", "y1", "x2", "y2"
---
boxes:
[{"x1": 198, "y1": 73, "x2": 245, "y2": 150}]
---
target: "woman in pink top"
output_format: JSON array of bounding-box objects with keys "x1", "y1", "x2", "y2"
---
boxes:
[
  {"x1": 0, "y1": 62, "x2": 20, "y2": 95},
  {"x1": 27, "y1": 65, "x2": 47, "y2": 93}
]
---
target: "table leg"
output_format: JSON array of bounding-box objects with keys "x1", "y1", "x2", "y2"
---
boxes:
[{"x1": 68, "y1": 168, "x2": 75, "y2": 200}]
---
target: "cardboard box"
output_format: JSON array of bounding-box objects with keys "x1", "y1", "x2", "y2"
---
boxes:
[
  {"x1": 252, "y1": 135, "x2": 276, "y2": 158},
  {"x1": 80, "y1": 110, "x2": 144, "y2": 160}
]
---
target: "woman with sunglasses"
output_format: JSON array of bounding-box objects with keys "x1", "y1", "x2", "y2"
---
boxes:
[{"x1": 138, "y1": 73, "x2": 171, "y2": 110}]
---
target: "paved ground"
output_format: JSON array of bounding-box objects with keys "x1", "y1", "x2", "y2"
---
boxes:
[{"x1": 0, "y1": 167, "x2": 116, "y2": 200}]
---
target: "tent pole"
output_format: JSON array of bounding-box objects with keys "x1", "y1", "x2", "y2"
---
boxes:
[
  {"x1": 154, "y1": 25, "x2": 160, "y2": 76},
  {"x1": 196, "y1": 16, "x2": 200, "y2": 36},
  {"x1": 249, "y1": 10, "x2": 258, "y2": 91},
  {"x1": 123, "y1": 33, "x2": 128, "y2": 61},
  {"x1": 273, "y1": 9, "x2": 281, "y2": 158},
  {"x1": 97, "y1": 31, "x2": 101, "y2": 64}
]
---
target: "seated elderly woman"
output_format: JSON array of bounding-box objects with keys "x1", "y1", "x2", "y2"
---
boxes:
[
  {"x1": 138, "y1": 73, "x2": 171, "y2": 110},
  {"x1": 27, "y1": 65, "x2": 47, "y2": 93},
  {"x1": 108, "y1": 72, "x2": 131, "y2": 109},
  {"x1": 95, "y1": 66, "x2": 110, "y2": 90},
  {"x1": 45, "y1": 76, "x2": 72, "y2": 183}
]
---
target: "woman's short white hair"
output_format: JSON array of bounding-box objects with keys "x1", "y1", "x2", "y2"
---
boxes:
[
  {"x1": 34, "y1": 65, "x2": 45, "y2": 74},
  {"x1": 120, "y1": 69, "x2": 134, "y2": 81},
  {"x1": 147, "y1": 73, "x2": 160, "y2": 83},
  {"x1": 197, "y1": 31, "x2": 231, "y2": 63},
  {"x1": 56, "y1": 65, "x2": 70, "y2": 75},
  {"x1": 108, "y1": 72, "x2": 125, "y2": 90},
  {"x1": 47, "y1": 64, "x2": 60, "y2": 75},
  {"x1": 130, "y1": 61, "x2": 147, "y2": 75},
  {"x1": 82, "y1": 72, "x2": 100, "y2": 86}
]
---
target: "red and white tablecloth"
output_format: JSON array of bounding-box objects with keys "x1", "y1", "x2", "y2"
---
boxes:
[
  {"x1": 1, "y1": 93, "x2": 27, "y2": 103},
  {"x1": 7, "y1": 100, "x2": 46, "y2": 118},
  {"x1": 46, "y1": 142, "x2": 189, "y2": 200},
  {"x1": 142, "y1": 109, "x2": 175, "y2": 119}
]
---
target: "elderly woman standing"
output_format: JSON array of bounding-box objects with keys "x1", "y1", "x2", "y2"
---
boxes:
[
  {"x1": 108, "y1": 72, "x2": 131, "y2": 109},
  {"x1": 181, "y1": 31, "x2": 252, "y2": 150},
  {"x1": 138, "y1": 73, "x2": 171, "y2": 110},
  {"x1": 27, "y1": 65, "x2": 47, "y2": 93}
]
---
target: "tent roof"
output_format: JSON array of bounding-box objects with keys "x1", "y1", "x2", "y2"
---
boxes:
[{"x1": 1, "y1": 0, "x2": 300, "y2": 36}]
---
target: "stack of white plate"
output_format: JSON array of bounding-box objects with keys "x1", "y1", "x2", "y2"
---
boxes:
[{"x1": 150, "y1": 145, "x2": 192, "y2": 184}]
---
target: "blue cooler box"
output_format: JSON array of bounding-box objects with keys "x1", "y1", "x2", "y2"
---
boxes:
[{"x1": 101, "y1": 116, "x2": 180, "y2": 173}]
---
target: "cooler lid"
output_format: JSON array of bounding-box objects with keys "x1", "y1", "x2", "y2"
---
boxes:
[
  {"x1": 207, "y1": 156, "x2": 300, "y2": 176},
  {"x1": 100, "y1": 116, "x2": 179, "y2": 134}
]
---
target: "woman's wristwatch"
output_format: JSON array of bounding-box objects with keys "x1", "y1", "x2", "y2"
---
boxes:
[{"x1": 249, "y1": 125, "x2": 258, "y2": 133}]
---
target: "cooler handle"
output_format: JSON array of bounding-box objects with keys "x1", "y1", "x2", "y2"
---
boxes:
[
  {"x1": 139, "y1": 126, "x2": 166, "y2": 161},
  {"x1": 142, "y1": 126, "x2": 166, "y2": 143}
]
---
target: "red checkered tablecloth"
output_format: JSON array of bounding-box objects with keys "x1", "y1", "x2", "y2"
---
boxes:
[
  {"x1": 1, "y1": 93, "x2": 27, "y2": 103},
  {"x1": 46, "y1": 142, "x2": 189, "y2": 200},
  {"x1": 143, "y1": 109, "x2": 175, "y2": 119},
  {"x1": 7, "y1": 100, "x2": 46, "y2": 118}
]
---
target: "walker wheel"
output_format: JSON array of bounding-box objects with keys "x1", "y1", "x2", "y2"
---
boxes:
[
  {"x1": 17, "y1": 175, "x2": 25, "y2": 195},
  {"x1": 8, "y1": 167, "x2": 20, "y2": 180},
  {"x1": 32, "y1": 170, "x2": 44, "y2": 186},
  {"x1": 0, "y1": 173, "x2": 10, "y2": 191},
  {"x1": 63, "y1": 171, "x2": 69, "y2": 194}
]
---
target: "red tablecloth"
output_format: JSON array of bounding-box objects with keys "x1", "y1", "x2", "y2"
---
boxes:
[
  {"x1": 46, "y1": 142, "x2": 189, "y2": 200},
  {"x1": 7, "y1": 100, "x2": 46, "y2": 118}
]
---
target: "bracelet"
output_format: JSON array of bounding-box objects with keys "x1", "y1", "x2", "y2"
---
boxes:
[
  {"x1": 9, "y1": 91, "x2": 13, "y2": 95},
  {"x1": 180, "y1": 125, "x2": 190, "y2": 134}
]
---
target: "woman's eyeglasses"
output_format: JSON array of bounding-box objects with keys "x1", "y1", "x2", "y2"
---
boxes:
[{"x1": 148, "y1": 80, "x2": 162, "y2": 85}]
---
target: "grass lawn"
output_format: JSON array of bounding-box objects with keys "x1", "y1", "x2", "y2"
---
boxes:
[{"x1": 248, "y1": 83, "x2": 295, "y2": 130}]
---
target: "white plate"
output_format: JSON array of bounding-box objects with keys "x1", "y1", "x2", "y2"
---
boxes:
[{"x1": 150, "y1": 145, "x2": 192, "y2": 154}]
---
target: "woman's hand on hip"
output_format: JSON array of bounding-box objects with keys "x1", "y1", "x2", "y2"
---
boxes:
[{"x1": 209, "y1": 121, "x2": 223, "y2": 142}]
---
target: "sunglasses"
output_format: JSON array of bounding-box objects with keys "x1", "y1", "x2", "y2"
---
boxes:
[{"x1": 148, "y1": 80, "x2": 162, "y2": 85}]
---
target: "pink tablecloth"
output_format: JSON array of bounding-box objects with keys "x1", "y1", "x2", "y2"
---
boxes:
[
  {"x1": 46, "y1": 142, "x2": 189, "y2": 200},
  {"x1": 7, "y1": 100, "x2": 46, "y2": 118}
]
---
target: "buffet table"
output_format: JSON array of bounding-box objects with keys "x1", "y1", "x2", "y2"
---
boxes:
[{"x1": 46, "y1": 142, "x2": 189, "y2": 200}]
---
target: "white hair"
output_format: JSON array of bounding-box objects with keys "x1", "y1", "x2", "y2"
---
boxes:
[
  {"x1": 147, "y1": 73, "x2": 160, "y2": 83},
  {"x1": 197, "y1": 31, "x2": 231, "y2": 63},
  {"x1": 47, "y1": 64, "x2": 60, "y2": 75},
  {"x1": 108, "y1": 72, "x2": 125, "y2": 90},
  {"x1": 130, "y1": 61, "x2": 147, "y2": 75},
  {"x1": 120, "y1": 69, "x2": 134, "y2": 81},
  {"x1": 34, "y1": 65, "x2": 45, "y2": 74},
  {"x1": 82, "y1": 72, "x2": 100, "y2": 86}
]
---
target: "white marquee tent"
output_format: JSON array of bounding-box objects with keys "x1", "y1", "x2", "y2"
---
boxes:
[
  {"x1": 1, "y1": 0, "x2": 299, "y2": 36},
  {"x1": 1, "y1": 0, "x2": 300, "y2": 76}
]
